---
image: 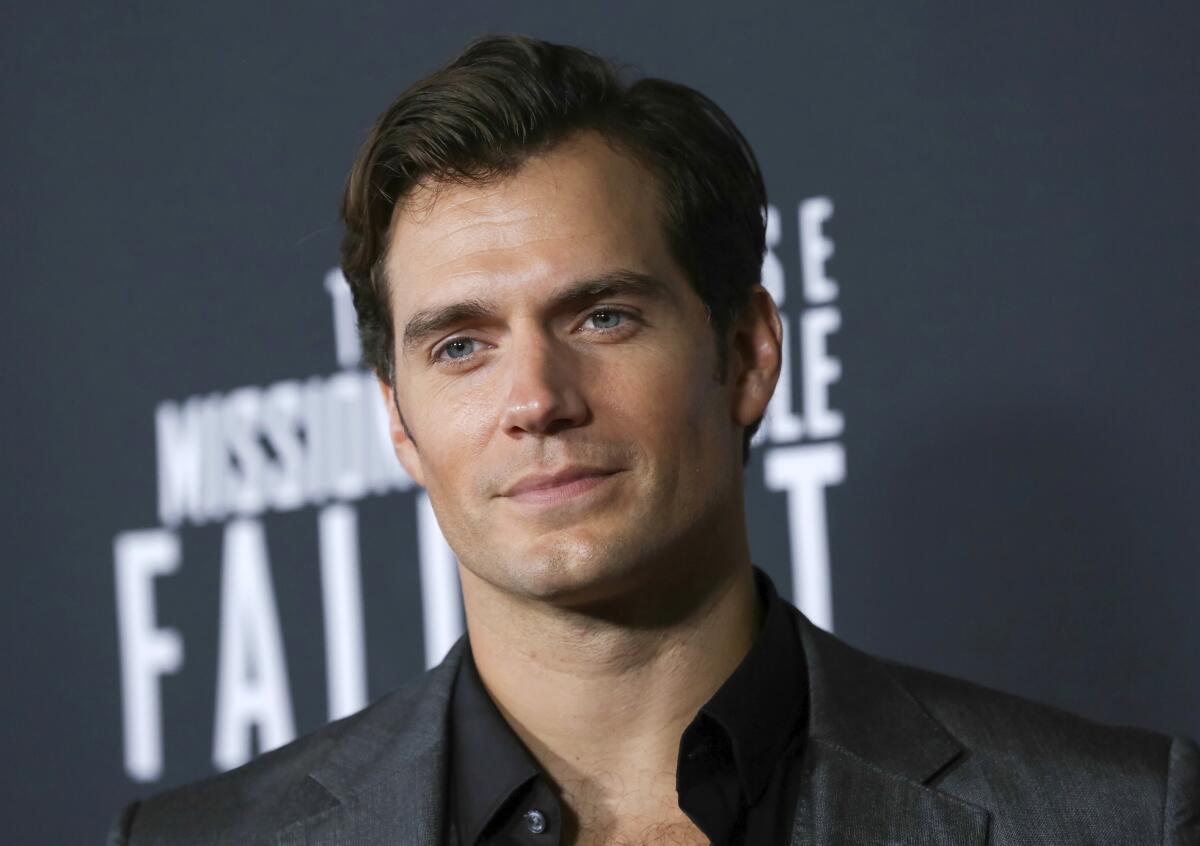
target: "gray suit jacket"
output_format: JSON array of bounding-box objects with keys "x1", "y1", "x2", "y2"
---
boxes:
[{"x1": 110, "y1": 606, "x2": 1199, "y2": 845}]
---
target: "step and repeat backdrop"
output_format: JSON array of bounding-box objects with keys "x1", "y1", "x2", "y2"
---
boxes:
[{"x1": 4, "y1": 3, "x2": 1197, "y2": 843}]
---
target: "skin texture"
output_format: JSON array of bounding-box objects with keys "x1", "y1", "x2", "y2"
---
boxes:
[{"x1": 379, "y1": 132, "x2": 783, "y2": 845}]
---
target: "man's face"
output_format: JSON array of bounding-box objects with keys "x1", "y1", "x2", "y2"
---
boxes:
[{"x1": 381, "y1": 132, "x2": 768, "y2": 607}]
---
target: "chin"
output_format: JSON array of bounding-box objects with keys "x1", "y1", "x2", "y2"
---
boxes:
[{"x1": 501, "y1": 531, "x2": 648, "y2": 605}]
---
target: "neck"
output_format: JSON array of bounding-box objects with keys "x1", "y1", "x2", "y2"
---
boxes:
[{"x1": 459, "y1": 526, "x2": 762, "y2": 832}]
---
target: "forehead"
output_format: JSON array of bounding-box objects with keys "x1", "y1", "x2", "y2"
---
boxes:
[{"x1": 382, "y1": 132, "x2": 679, "y2": 316}]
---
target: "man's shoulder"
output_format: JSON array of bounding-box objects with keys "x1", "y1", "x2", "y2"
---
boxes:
[
  {"x1": 878, "y1": 655, "x2": 1197, "y2": 828},
  {"x1": 885, "y1": 656, "x2": 1170, "y2": 766},
  {"x1": 794, "y1": 614, "x2": 1198, "y2": 841},
  {"x1": 112, "y1": 643, "x2": 462, "y2": 846},
  {"x1": 114, "y1": 721, "x2": 341, "y2": 846}
]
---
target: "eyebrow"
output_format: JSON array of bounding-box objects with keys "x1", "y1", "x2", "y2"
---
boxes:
[{"x1": 400, "y1": 270, "x2": 675, "y2": 355}]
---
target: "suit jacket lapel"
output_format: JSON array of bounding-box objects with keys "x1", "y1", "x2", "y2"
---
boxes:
[
  {"x1": 273, "y1": 605, "x2": 991, "y2": 845},
  {"x1": 277, "y1": 637, "x2": 467, "y2": 846},
  {"x1": 276, "y1": 747, "x2": 445, "y2": 845},
  {"x1": 791, "y1": 739, "x2": 990, "y2": 846},
  {"x1": 790, "y1": 610, "x2": 991, "y2": 845}
]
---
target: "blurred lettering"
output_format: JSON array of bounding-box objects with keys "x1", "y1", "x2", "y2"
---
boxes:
[
  {"x1": 799, "y1": 196, "x2": 838, "y2": 303},
  {"x1": 764, "y1": 443, "x2": 846, "y2": 631},
  {"x1": 418, "y1": 492, "x2": 464, "y2": 668},
  {"x1": 318, "y1": 504, "x2": 368, "y2": 720},
  {"x1": 800, "y1": 307, "x2": 844, "y2": 439},
  {"x1": 212, "y1": 519, "x2": 295, "y2": 771},
  {"x1": 114, "y1": 530, "x2": 184, "y2": 782},
  {"x1": 156, "y1": 372, "x2": 412, "y2": 527}
]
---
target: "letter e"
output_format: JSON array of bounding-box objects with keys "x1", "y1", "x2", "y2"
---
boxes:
[
  {"x1": 800, "y1": 307, "x2": 844, "y2": 439},
  {"x1": 799, "y1": 197, "x2": 838, "y2": 304}
]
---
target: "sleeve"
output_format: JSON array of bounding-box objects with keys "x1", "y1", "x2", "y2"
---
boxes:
[
  {"x1": 1164, "y1": 735, "x2": 1200, "y2": 846},
  {"x1": 106, "y1": 800, "x2": 141, "y2": 846}
]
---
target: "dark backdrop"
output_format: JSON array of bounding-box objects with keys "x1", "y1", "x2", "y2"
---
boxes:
[{"x1": 3, "y1": 3, "x2": 1197, "y2": 843}]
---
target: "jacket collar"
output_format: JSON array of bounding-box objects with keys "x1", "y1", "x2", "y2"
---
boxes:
[
  {"x1": 277, "y1": 636, "x2": 467, "y2": 846},
  {"x1": 789, "y1": 608, "x2": 990, "y2": 844},
  {"x1": 278, "y1": 602, "x2": 990, "y2": 846}
]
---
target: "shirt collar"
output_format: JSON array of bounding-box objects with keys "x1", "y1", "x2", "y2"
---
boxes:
[
  {"x1": 450, "y1": 645, "x2": 541, "y2": 845},
  {"x1": 694, "y1": 565, "x2": 808, "y2": 804},
  {"x1": 449, "y1": 565, "x2": 808, "y2": 841}
]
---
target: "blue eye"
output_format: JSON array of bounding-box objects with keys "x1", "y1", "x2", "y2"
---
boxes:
[
  {"x1": 588, "y1": 310, "x2": 623, "y2": 330},
  {"x1": 441, "y1": 338, "x2": 475, "y2": 359}
]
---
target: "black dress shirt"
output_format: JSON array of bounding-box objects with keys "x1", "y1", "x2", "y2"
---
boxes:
[{"x1": 447, "y1": 566, "x2": 809, "y2": 845}]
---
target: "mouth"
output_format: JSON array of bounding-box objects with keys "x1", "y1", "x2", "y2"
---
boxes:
[{"x1": 501, "y1": 467, "x2": 623, "y2": 506}]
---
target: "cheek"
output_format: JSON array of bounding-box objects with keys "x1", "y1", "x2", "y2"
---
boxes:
[
  {"x1": 597, "y1": 345, "x2": 725, "y2": 456},
  {"x1": 409, "y1": 381, "x2": 497, "y2": 489}
]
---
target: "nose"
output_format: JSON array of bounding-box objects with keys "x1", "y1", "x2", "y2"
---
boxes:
[{"x1": 498, "y1": 332, "x2": 589, "y2": 437}]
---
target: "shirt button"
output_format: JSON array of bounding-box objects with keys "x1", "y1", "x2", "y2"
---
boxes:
[{"x1": 523, "y1": 808, "x2": 548, "y2": 834}]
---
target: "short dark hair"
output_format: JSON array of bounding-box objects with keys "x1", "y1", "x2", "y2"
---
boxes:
[{"x1": 340, "y1": 34, "x2": 768, "y2": 457}]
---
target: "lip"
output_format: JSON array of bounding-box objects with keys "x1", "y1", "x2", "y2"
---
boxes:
[{"x1": 501, "y1": 467, "x2": 621, "y2": 505}]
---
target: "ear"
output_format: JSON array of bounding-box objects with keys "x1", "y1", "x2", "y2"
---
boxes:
[
  {"x1": 377, "y1": 376, "x2": 426, "y2": 488},
  {"x1": 729, "y1": 284, "x2": 783, "y2": 429}
]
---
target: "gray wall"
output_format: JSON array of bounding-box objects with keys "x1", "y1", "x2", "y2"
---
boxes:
[{"x1": 3, "y1": 3, "x2": 1197, "y2": 843}]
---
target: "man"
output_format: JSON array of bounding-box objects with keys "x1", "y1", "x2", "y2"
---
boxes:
[{"x1": 111, "y1": 34, "x2": 1197, "y2": 846}]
